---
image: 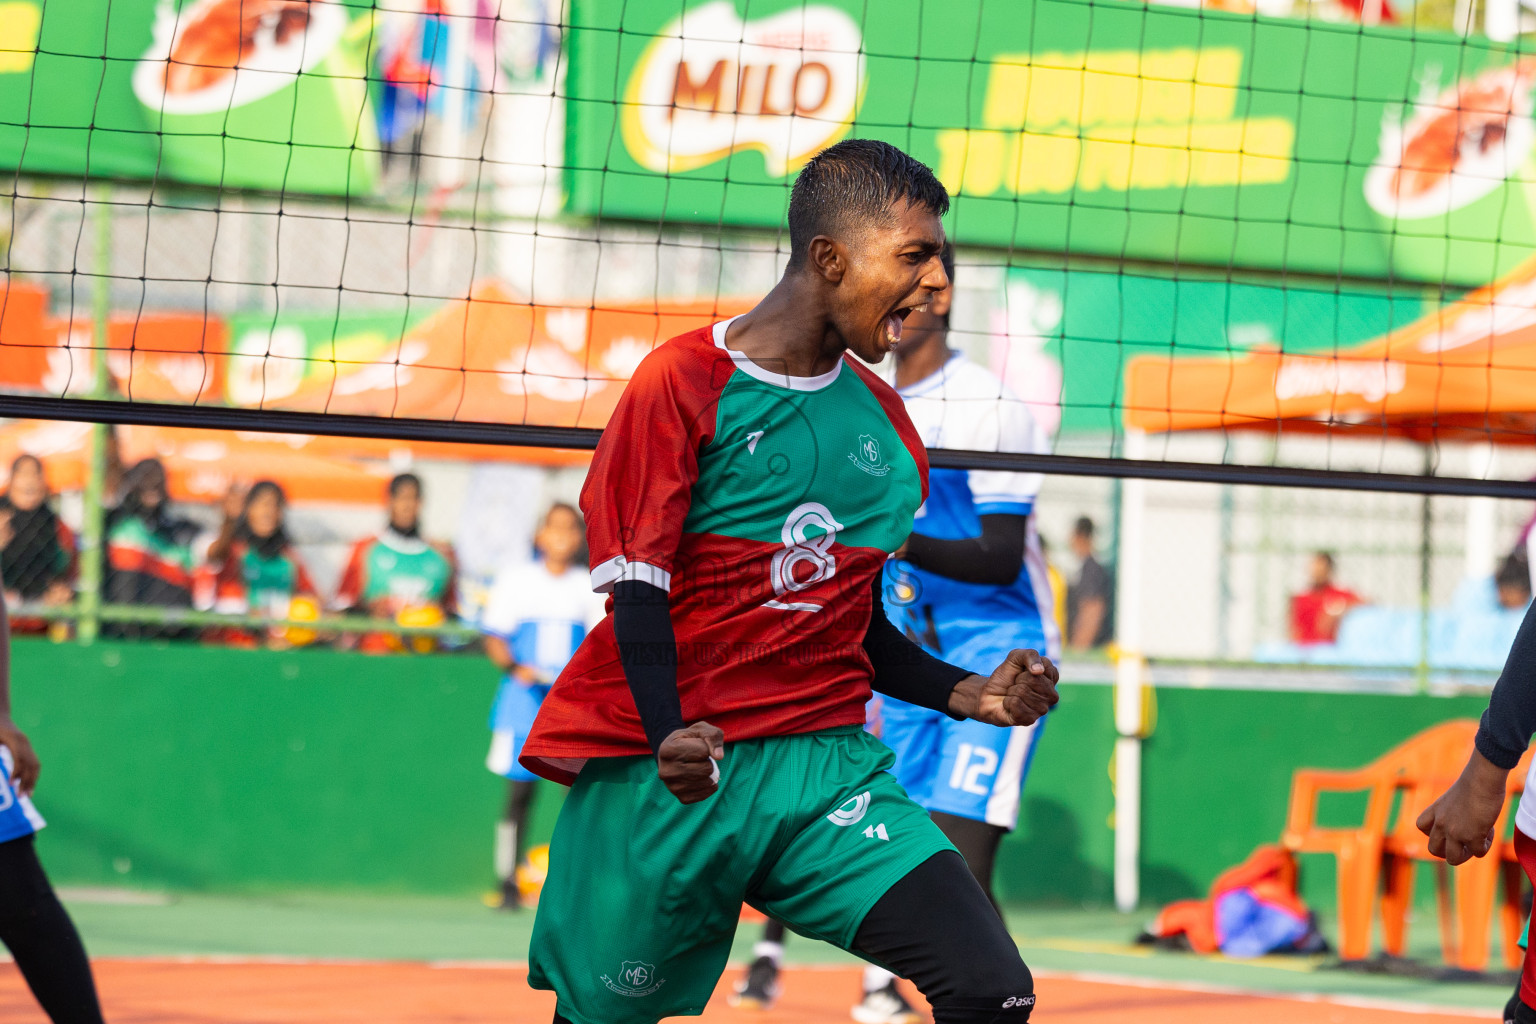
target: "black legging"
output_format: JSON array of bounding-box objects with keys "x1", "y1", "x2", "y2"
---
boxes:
[
  {"x1": 931, "y1": 811, "x2": 1008, "y2": 916},
  {"x1": 850, "y1": 850, "x2": 1033, "y2": 1022},
  {"x1": 0, "y1": 834, "x2": 106, "y2": 1024},
  {"x1": 555, "y1": 851, "x2": 1032, "y2": 1024}
]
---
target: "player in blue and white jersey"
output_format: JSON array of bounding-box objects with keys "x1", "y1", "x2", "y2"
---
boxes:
[
  {"x1": 482, "y1": 503, "x2": 605, "y2": 909},
  {"x1": 881, "y1": 243, "x2": 1058, "y2": 879},
  {"x1": 733, "y1": 246, "x2": 1059, "y2": 1024},
  {"x1": 0, "y1": 564, "x2": 106, "y2": 1023}
]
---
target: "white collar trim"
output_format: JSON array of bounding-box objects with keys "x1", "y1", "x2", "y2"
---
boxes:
[{"x1": 713, "y1": 317, "x2": 843, "y2": 392}]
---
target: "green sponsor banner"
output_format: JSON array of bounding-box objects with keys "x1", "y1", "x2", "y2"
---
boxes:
[
  {"x1": 567, "y1": 0, "x2": 1536, "y2": 286},
  {"x1": 222, "y1": 307, "x2": 427, "y2": 406},
  {"x1": 1002, "y1": 268, "x2": 1435, "y2": 435},
  {"x1": 2, "y1": 0, "x2": 377, "y2": 195}
]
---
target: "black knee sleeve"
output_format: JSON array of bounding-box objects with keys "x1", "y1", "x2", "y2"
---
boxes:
[{"x1": 927, "y1": 956, "x2": 1034, "y2": 1023}]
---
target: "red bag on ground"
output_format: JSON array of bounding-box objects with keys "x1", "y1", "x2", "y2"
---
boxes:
[{"x1": 1141, "y1": 845, "x2": 1327, "y2": 958}]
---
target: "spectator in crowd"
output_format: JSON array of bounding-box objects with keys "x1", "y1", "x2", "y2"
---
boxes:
[
  {"x1": 0, "y1": 456, "x2": 76, "y2": 617},
  {"x1": 105, "y1": 458, "x2": 199, "y2": 639},
  {"x1": 1498, "y1": 554, "x2": 1533, "y2": 611},
  {"x1": 1288, "y1": 550, "x2": 1363, "y2": 645},
  {"x1": 482, "y1": 502, "x2": 604, "y2": 909},
  {"x1": 1067, "y1": 515, "x2": 1114, "y2": 650},
  {"x1": 198, "y1": 482, "x2": 318, "y2": 643},
  {"x1": 335, "y1": 473, "x2": 457, "y2": 654}
]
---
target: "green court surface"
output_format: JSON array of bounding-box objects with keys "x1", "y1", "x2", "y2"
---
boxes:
[{"x1": 58, "y1": 889, "x2": 1514, "y2": 1013}]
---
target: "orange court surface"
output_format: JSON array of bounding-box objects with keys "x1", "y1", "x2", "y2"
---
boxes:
[{"x1": 0, "y1": 960, "x2": 1498, "y2": 1024}]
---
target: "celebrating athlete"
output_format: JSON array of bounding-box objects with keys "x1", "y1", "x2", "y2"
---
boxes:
[
  {"x1": 519, "y1": 139, "x2": 1057, "y2": 1024},
  {"x1": 734, "y1": 244, "x2": 1058, "y2": 1023}
]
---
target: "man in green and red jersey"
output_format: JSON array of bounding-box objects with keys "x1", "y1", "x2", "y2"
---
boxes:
[{"x1": 519, "y1": 139, "x2": 1057, "y2": 1024}]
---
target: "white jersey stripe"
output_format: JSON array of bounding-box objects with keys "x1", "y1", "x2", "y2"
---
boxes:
[{"x1": 985, "y1": 721, "x2": 1042, "y2": 829}]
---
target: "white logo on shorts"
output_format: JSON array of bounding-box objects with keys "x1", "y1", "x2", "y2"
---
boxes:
[
  {"x1": 601, "y1": 960, "x2": 665, "y2": 997},
  {"x1": 1002, "y1": 995, "x2": 1036, "y2": 1009},
  {"x1": 826, "y1": 791, "x2": 870, "y2": 827}
]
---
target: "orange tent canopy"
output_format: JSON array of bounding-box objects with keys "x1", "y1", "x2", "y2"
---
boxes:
[
  {"x1": 1123, "y1": 259, "x2": 1536, "y2": 444},
  {"x1": 259, "y1": 280, "x2": 748, "y2": 428},
  {"x1": 0, "y1": 421, "x2": 395, "y2": 505}
]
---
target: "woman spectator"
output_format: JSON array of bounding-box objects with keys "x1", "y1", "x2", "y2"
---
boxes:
[
  {"x1": 0, "y1": 456, "x2": 76, "y2": 630},
  {"x1": 197, "y1": 482, "x2": 318, "y2": 643},
  {"x1": 104, "y1": 459, "x2": 199, "y2": 639},
  {"x1": 334, "y1": 473, "x2": 456, "y2": 654}
]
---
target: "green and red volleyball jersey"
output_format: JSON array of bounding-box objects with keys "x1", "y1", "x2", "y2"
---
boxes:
[{"x1": 520, "y1": 318, "x2": 928, "y2": 784}]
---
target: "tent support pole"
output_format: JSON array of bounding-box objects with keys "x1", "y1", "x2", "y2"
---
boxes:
[
  {"x1": 78, "y1": 188, "x2": 112, "y2": 645},
  {"x1": 1114, "y1": 429, "x2": 1147, "y2": 912}
]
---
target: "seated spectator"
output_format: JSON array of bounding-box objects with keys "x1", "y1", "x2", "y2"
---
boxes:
[
  {"x1": 105, "y1": 459, "x2": 199, "y2": 639},
  {"x1": 0, "y1": 455, "x2": 76, "y2": 631},
  {"x1": 1289, "y1": 550, "x2": 1363, "y2": 645},
  {"x1": 334, "y1": 473, "x2": 457, "y2": 653},
  {"x1": 197, "y1": 482, "x2": 318, "y2": 643},
  {"x1": 1498, "y1": 554, "x2": 1532, "y2": 610}
]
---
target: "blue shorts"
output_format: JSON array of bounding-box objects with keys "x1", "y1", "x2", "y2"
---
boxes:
[
  {"x1": 877, "y1": 700, "x2": 1046, "y2": 831},
  {"x1": 487, "y1": 679, "x2": 551, "y2": 783}
]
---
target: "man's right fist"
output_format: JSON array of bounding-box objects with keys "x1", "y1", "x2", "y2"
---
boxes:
[{"x1": 657, "y1": 721, "x2": 725, "y2": 804}]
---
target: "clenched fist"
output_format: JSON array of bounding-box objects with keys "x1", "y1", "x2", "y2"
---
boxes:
[
  {"x1": 948, "y1": 649, "x2": 1060, "y2": 727},
  {"x1": 657, "y1": 721, "x2": 725, "y2": 805}
]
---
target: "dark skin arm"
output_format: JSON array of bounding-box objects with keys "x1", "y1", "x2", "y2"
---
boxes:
[
  {"x1": 484, "y1": 636, "x2": 546, "y2": 683},
  {"x1": 900, "y1": 513, "x2": 1028, "y2": 588},
  {"x1": 1417, "y1": 595, "x2": 1536, "y2": 864},
  {"x1": 0, "y1": 567, "x2": 40, "y2": 797}
]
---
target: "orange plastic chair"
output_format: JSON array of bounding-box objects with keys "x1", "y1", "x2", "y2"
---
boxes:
[{"x1": 1281, "y1": 720, "x2": 1479, "y2": 962}]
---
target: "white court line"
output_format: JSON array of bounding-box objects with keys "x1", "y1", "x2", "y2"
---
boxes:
[{"x1": 1033, "y1": 967, "x2": 1499, "y2": 1019}]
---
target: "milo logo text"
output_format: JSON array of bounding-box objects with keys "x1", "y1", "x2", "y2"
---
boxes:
[{"x1": 621, "y1": 2, "x2": 864, "y2": 176}]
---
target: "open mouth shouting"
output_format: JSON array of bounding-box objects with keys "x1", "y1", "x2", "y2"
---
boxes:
[{"x1": 883, "y1": 303, "x2": 929, "y2": 349}]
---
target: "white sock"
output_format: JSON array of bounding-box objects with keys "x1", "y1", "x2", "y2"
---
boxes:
[
  {"x1": 753, "y1": 941, "x2": 784, "y2": 965},
  {"x1": 863, "y1": 965, "x2": 895, "y2": 993}
]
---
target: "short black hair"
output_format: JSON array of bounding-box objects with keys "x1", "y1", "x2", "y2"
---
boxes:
[
  {"x1": 389, "y1": 472, "x2": 422, "y2": 498},
  {"x1": 1073, "y1": 516, "x2": 1095, "y2": 539},
  {"x1": 1498, "y1": 554, "x2": 1530, "y2": 593},
  {"x1": 1313, "y1": 550, "x2": 1336, "y2": 571},
  {"x1": 787, "y1": 139, "x2": 949, "y2": 268}
]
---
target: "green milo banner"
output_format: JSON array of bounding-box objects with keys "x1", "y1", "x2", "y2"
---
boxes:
[
  {"x1": 1, "y1": 0, "x2": 377, "y2": 195},
  {"x1": 566, "y1": 0, "x2": 1536, "y2": 287}
]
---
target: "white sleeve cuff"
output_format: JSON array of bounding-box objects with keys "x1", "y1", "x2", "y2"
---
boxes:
[{"x1": 590, "y1": 555, "x2": 672, "y2": 594}]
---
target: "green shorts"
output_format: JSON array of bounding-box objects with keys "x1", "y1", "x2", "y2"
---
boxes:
[{"x1": 527, "y1": 725, "x2": 955, "y2": 1024}]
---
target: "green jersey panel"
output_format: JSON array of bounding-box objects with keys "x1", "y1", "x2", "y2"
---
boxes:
[{"x1": 683, "y1": 365, "x2": 923, "y2": 553}]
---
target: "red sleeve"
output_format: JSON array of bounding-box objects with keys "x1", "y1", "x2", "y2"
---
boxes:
[
  {"x1": 583, "y1": 329, "x2": 731, "y2": 593},
  {"x1": 846, "y1": 357, "x2": 930, "y2": 504},
  {"x1": 334, "y1": 538, "x2": 371, "y2": 609}
]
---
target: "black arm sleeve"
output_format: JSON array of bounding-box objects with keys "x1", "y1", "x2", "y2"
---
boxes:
[
  {"x1": 902, "y1": 514, "x2": 1028, "y2": 586},
  {"x1": 1476, "y1": 599, "x2": 1536, "y2": 769},
  {"x1": 612, "y1": 580, "x2": 686, "y2": 757},
  {"x1": 863, "y1": 573, "x2": 971, "y2": 718}
]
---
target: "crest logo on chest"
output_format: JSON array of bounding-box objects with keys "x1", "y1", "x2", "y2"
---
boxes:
[{"x1": 848, "y1": 433, "x2": 891, "y2": 477}]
